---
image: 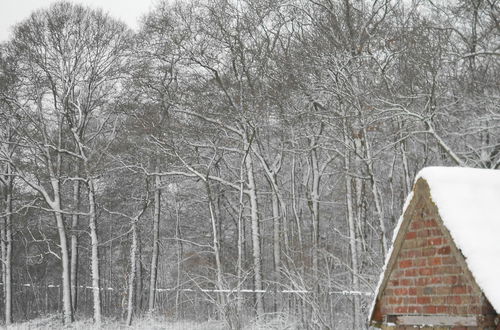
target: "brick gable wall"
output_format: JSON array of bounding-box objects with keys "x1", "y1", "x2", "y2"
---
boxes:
[{"x1": 375, "y1": 189, "x2": 497, "y2": 329}]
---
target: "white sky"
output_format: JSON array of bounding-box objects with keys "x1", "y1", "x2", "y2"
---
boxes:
[{"x1": 0, "y1": 0, "x2": 158, "y2": 42}]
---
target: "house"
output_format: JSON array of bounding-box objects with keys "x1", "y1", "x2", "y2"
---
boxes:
[{"x1": 368, "y1": 167, "x2": 500, "y2": 329}]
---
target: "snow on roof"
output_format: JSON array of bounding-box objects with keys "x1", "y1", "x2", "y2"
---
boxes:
[
  {"x1": 368, "y1": 166, "x2": 500, "y2": 322},
  {"x1": 416, "y1": 166, "x2": 500, "y2": 313}
]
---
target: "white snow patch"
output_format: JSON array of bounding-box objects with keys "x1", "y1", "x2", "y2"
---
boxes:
[{"x1": 417, "y1": 166, "x2": 500, "y2": 313}]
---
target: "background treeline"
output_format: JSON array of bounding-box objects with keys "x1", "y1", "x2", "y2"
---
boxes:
[{"x1": 0, "y1": 0, "x2": 498, "y2": 328}]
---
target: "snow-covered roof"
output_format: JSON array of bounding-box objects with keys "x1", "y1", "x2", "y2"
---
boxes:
[{"x1": 369, "y1": 166, "x2": 500, "y2": 322}]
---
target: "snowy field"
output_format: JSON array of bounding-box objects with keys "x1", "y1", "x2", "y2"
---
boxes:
[
  {"x1": 6, "y1": 316, "x2": 225, "y2": 330},
  {"x1": 5, "y1": 315, "x2": 298, "y2": 329}
]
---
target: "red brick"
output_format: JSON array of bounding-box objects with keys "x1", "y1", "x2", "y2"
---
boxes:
[
  {"x1": 423, "y1": 305, "x2": 437, "y2": 313},
  {"x1": 417, "y1": 296, "x2": 431, "y2": 304},
  {"x1": 428, "y1": 237, "x2": 443, "y2": 246},
  {"x1": 451, "y1": 286, "x2": 467, "y2": 294},
  {"x1": 419, "y1": 267, "x2": 433, "y2": 276},
  {"x1": 408, "y1": 287, "x2": 417, "y2": 295},
  {"x1": 407, "y1": 250, "x2": 422, "y2": 258},
  {"x1": 447, "y1": 296, "x2": 461, "y2": 304},
  {"x1": 408, "y1": 306, "x2": 422, "y2": 313},
  {"x1": 437, "y1": 246, "x2": 451, "y2": 255},
  {"x1": 429, "y1": 257, "x2": 442, "y2": 266},
  {"x1": 415, "y1": 278, "x2": 429, "y2": 286},
  {"x1": 394, "y1": 288, "x2": 408, "y2": 295},
  {"x1": 437, "y1": 306, "x2": 449, "y2": 313},
  {"x1": 400, "y1": 279, "x2": 413, "y2": 286},
  {"x1": 399, "y1": 260, "x2": 413, "y2": 268},
  {"x1": 405, "y1": 269, "x2": 418, "y2": 277},
  {"x1": 413, "y1": 259, "x2": 426, "y2": 267},
  {"x1": 395, "y1": 306, "x2": 408, "y2": 313},
  {"x1": 430, "y1": 229, "x2": 442, "y2": 236},
  {"x1": 388, "y1": 297, "x2": 402, "y2": 304},
  {"x1": 424, "y1": 219, "x2": 437, "y2": 227},
  {"x1": 410, "y1": 220, "x2": 423, "y2": 230},
  {"x1": 389, "y1": 280, "x2": 399, "y2": 287},
  {"x1": 442, "y1": 275, "x2": 458, "y2": 285},
  {"x1": 406, "y1": 231, "x2": 417, "y2": 239}
]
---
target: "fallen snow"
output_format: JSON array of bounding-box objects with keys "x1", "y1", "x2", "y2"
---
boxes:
[
  {"x1": 417, "y1": 166, "x2": 500, "y2": 313},
  {"x1": 5, "y1": 315, "x2": 227, "y2": 330}
]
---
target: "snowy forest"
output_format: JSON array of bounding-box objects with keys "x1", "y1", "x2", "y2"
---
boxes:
[{"x1": 0, "y1": 0, "x2": 498, "y2": 328}]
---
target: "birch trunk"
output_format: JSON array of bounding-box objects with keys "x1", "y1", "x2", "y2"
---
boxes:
[
  {"x1": 271, "y1": 188, "x2": 281, "y2": 311},
  {"x1": 88, "y1": 179, "x2": 102, "y2": 325},
  {"x1": 344, "y1": 125, "x2": 360, "y2": 330},
  {"x1": 126, "y1": 220, "x2": 138, "y2": 326},
  {"x1": 49, "y1": 178, "x2": 73, "y2": 324},
  {"x1": 206, "y1": 183, "x2": 226, "y2": 318},
  {"x1": 309, "y1": 147, "x2": 320, "y2": 289},
  {"x1": 291, "y1": 154, "x2": 304, "y2": 260},
  {"x1": 55, "y1": 213, "x2": 73, "y2": 323},
  {"x1": 136, "y1": 231, "x2": 143, "y2": 312},
  {"x1": 148, "y1": 171, "x2": 161, "y2": 312},
  {"x1": 236, "y1": 163, "x2": 245, "y2": 316},
  {"x1": 70, "y1": 177, "x2": 80, "y2": 312},
  {"x1": 174, "y1": 200, "x2": 183, "y2": 319},
  {"x1": 1, "y1": 212, "x2": 5, "y2": 323},
  {"x1": 2, "y1": 165, "x2": 12, "y2": 325},
  {"x1": 244, "y1": 148, "x2": 264, "y2": 316}
]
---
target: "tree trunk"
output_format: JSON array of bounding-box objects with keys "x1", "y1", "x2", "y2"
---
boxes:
[
  {"x1": 136, "y1": 230, "x2": 143, "y2": 312},
  {"x1": 271, "y1": 187, "x2": 281, "y2": 312},
  {"x1": 50, "y1": 179, "x2": 73, "y2": 325},
  {"x1": 244, "y1": 147, "x2": 264, "y2": 317},
  {"x1": 1, "y1": 213, "x2": 5, "y2": 323},
  {"x1": 361, "y1": 127, "x2": 388, "y2": 256},
  {"x1": 2, "y1": 166, "x2": 13, "y2": 325},
  {"x1": 88, "y1": 179, "x2": 102, "y2": 325},
  {"x1": 148, "y1": 171, "x2": 161, "y2": 312},
  {"x1": 206, "y1": 182, "x2": 226, "y2": 319},
  {"x1": 174, "y1": 200, "x2": 183, "y2": 319},
  {"x1": 70, "y1": 177, "x2": 80, "y2": 312},
  {"x1": 309, "y1": 146, "x2": 320, "y2": 290},
  {"x1": 126, "y1": 220, "x2": 137, "y2": 326},
  {"x1": 344, "y1": 125, "x2": 360, "y2": 330},
  {"x1": 236, "y1": 162, "x2": 245, "y2": 317}
]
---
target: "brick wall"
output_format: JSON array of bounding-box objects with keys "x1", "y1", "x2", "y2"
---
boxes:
[{"x1": 378, "y1": 196, "x2": 496, "y2": 322}]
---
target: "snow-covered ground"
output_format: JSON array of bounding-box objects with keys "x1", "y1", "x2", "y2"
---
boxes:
[
  {"x1": 5, "y1": 314, "x2": 299, "y2": 329},
  {"x1": 6, "y1": 316, "x2": 225, "y2": 330}
]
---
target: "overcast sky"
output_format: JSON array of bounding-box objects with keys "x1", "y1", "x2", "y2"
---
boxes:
[{"x1": 0, "y1": 0, "x2": 157, "y2": 42}]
